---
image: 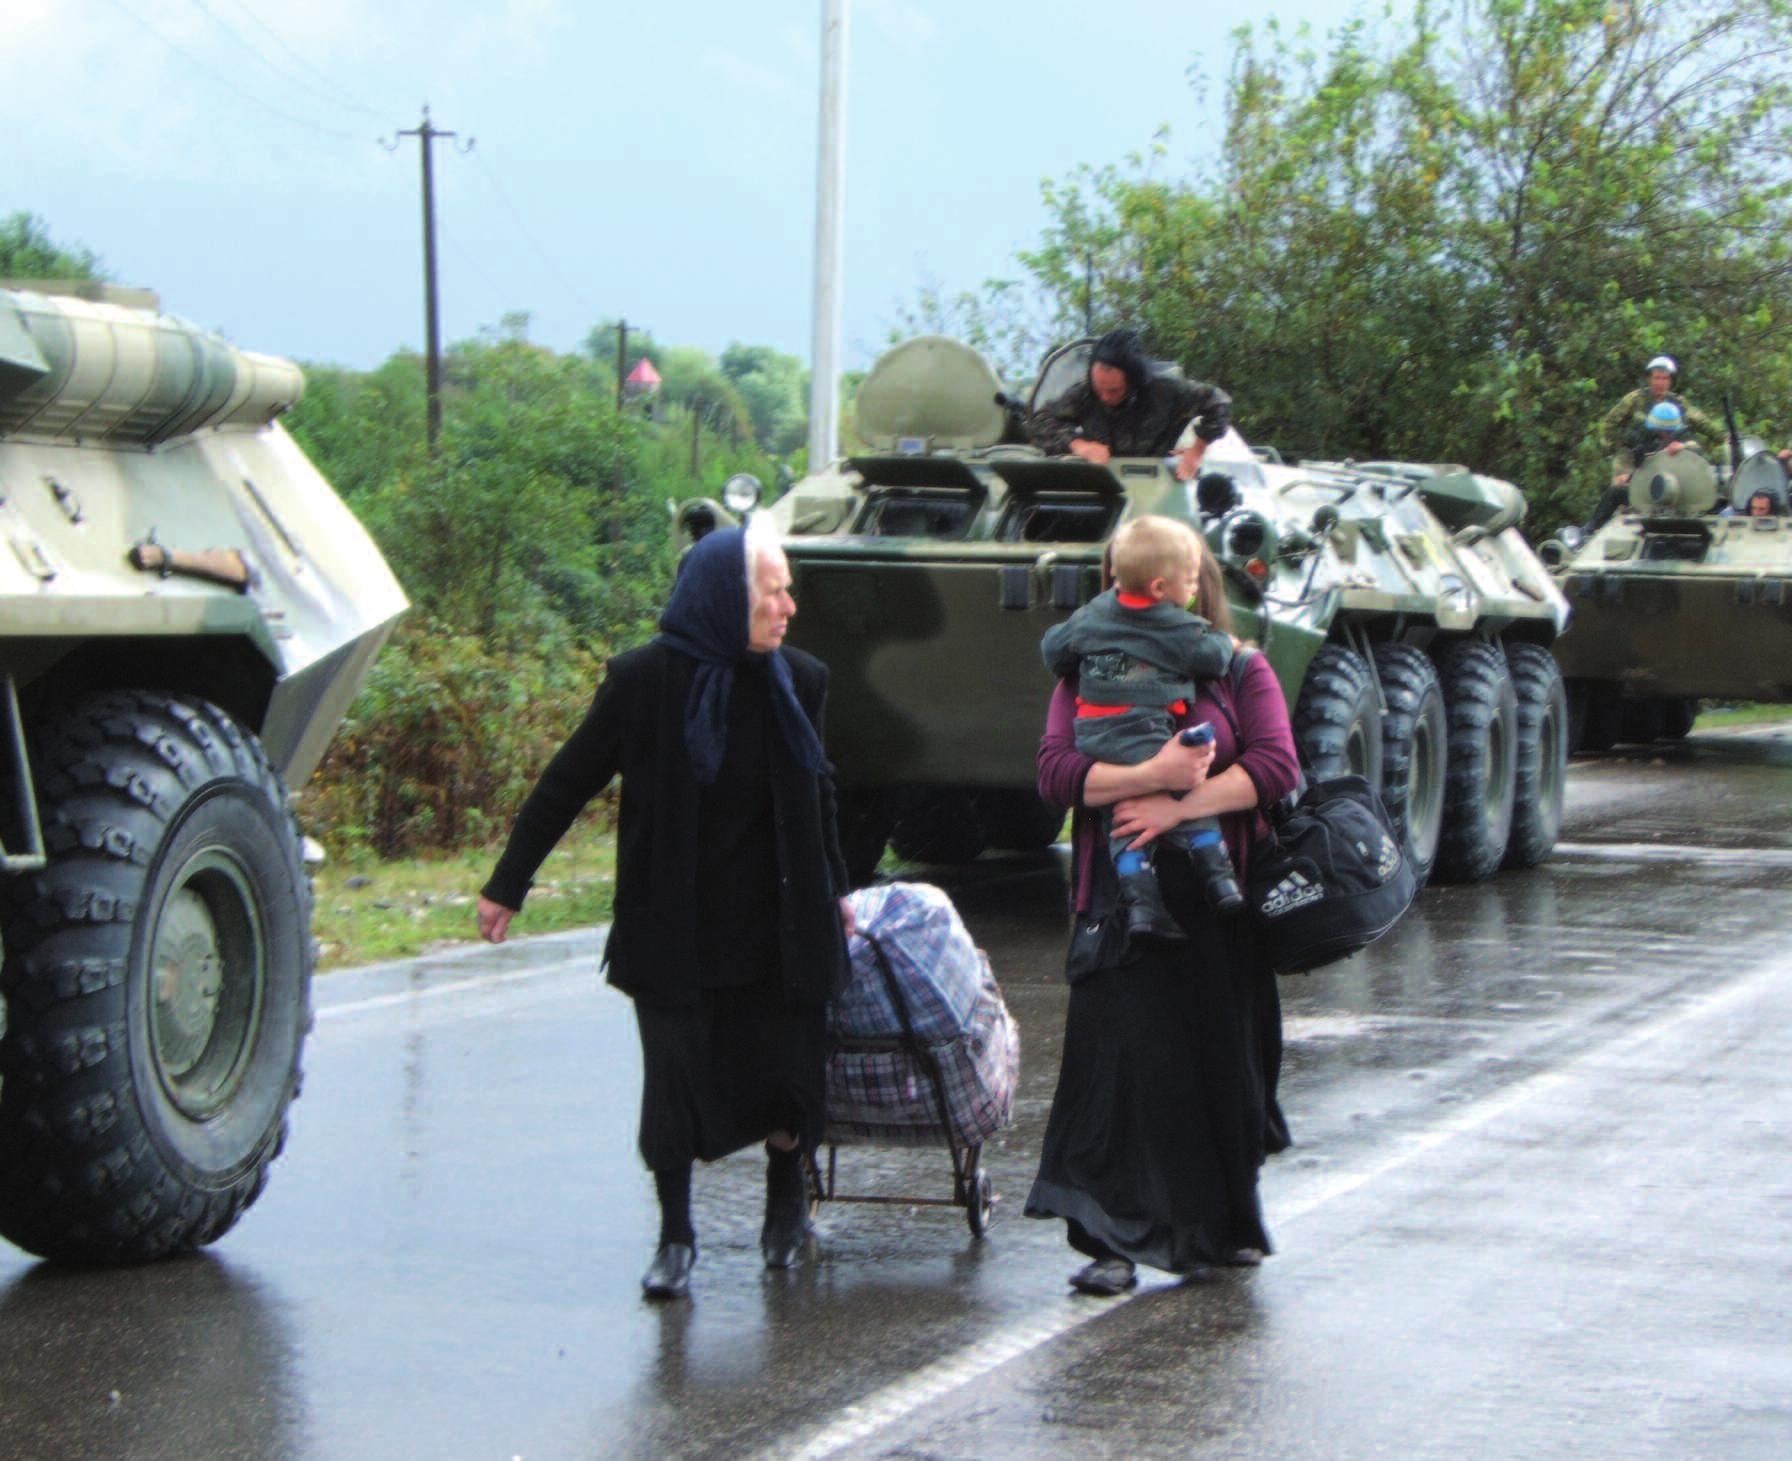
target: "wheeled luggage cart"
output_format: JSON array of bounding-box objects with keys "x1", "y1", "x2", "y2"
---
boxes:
[{"x1": 809, "y1": 932, "x2": 1002, "y2": 1238}]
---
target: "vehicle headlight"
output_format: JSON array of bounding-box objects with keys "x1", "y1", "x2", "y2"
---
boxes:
[{"x1": 722, "y1": 473, "x2": 763, "y2": 514}]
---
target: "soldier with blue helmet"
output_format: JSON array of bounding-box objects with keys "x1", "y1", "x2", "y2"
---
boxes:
[{"x1": 1600, "y1": 355, "x2": 1721, "y2": 488}]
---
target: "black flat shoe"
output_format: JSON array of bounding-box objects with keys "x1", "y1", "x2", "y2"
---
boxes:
[
  {"x1": 1069, "y1": 1257, "x2": 1136, "y2": 1296},
  {"x1": 642, "y1": 1242, "x2": 695, "y2": 1299},
  {"x1": 761, "y1": 1213, "x2": 811, "y2": 1270}
]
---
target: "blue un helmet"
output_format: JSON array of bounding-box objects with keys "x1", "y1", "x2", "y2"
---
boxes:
[{"x1": 1645, "y1": 401, "x2": 1685, "y2": 433}]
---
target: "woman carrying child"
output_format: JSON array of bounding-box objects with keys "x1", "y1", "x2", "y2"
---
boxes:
[{"x1": 1025, "y1": 518, "x2": 1301, "y2": 1294}]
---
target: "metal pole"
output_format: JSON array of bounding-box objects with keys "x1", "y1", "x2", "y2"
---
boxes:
[
  {"x1": 615, "y1": 318, "x2": 628, "y2": 414},
  {"x1": 806, "y1": 0, "x2": 847, "y2": 469}
]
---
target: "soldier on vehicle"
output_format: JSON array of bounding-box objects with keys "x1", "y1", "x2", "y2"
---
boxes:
[
  {"x1": 1026, "y1": 327, "x2": 1231, "y2": 481},
  {"x1": 1601, "y1": 355, "x2": 1720, "y2": 487},
  {"x1": 1585, "y1": 372, "x2": 1723, "y2": 534}
]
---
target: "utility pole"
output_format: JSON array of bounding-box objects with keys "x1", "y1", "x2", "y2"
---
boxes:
[
  {"x1": 614, "y1": 318, "x2": 629, "y2": 414},
  {"x1": 806, "y1": 0, "x2": 848, "y2": 469},
  {"x1": 392, "y1": 107, "x2": 467, "y2": 453},
  {"x1": 690, "y1": 401, "x2": 702, "y2": 478}
]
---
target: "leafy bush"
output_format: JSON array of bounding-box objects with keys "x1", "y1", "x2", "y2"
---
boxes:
[{"x1": 302, "y1": 619, "x2": 612, "y2": 860}]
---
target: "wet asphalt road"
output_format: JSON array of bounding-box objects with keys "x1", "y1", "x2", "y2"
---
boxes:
[{"x1": 3, "y1": 727, "x2": 1791, "y2": 1459}]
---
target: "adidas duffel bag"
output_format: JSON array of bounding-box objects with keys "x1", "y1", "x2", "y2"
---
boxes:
[{"x1": 1248, "y1": 774, "x2": 1417, "y2": 974}]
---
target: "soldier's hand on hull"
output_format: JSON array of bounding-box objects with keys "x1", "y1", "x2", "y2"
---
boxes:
[{"x1": 1174, "y1": 439, "x2": 1208, "y2": 481}]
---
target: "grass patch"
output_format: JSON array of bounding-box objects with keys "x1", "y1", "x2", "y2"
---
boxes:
[
  {"x1": 1694, "y1": 701, "x2": 1792, "y2": 730},
  {"x1": 312, "y1": 816, "x2": 615, "y2": 972}
]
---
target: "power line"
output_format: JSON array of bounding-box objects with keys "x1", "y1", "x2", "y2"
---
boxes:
[
  {"x1": 102, "y1": 0, "x2": 369, "y2": 143},
  {"x1": 184, "y1": 0, "x2": 386, "y2": 123},
  {"x1": 468, "y1": 147, "x2": 606, "y2": 323},
  {"x1": 218, "y1": 0, "x2": 387, "y2": 119}
]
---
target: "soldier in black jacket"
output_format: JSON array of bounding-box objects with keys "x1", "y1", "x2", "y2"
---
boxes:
[
  {"x1": 478, "y1": 522, "x2": 852, "y2": 1300},
  {"x1": 1027, "y1": 327, "x2": 1231, "y2": 480}
]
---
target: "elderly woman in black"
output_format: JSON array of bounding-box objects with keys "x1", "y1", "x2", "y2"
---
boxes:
[{"x1": 477, "y1": 521, "x2": 853, "y2": 1300}]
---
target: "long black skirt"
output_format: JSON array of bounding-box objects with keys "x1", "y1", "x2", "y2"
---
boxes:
[
  {"x1": 1025, "y1": 861, "x2": 1285, "y2": 1273},
  {"x1": 633, "y1": 984, "x2": 828, "y2": 1170}
]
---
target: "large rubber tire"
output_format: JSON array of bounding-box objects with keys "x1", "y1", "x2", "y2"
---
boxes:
[
  {"x1": 1292, "y1": 644, "x2": 1383, "y2": 785},
  {"x1": 1503, "y1": 643, "x2": 1568, "y2": 870},
  {"x1": 1572, "y1": 681, "x2": 1620, "y2": 753},
  {"x1": 1372, "y1": 643, "x2": 1446, "y2": 888},
  {"x1": 0, "y1": 692, "x2": 312, "y2": 1264},
  {"x1": 1659, "y1": 698, "x2": 1698, "y2": 740},
  {"x1": 889, "y1": 788, "x2": 987, "y2": 866},
  {"x1": 1432, "y1": 641, "x2": 1518, "y2": 884},
  {"x1": 977, "y1": 790, "x2": 1066, "y2": 851},
  {"x1": 1618, "y1": 697, "x2": 1664, "y2": 745}
]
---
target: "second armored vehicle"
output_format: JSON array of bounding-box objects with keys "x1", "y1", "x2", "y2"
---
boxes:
[
  {"x1": 681, "y1": 336, "x2": 1571, "y2": 890},
  {"x1": 1546, "y1": 444, "x2": 1792, "y2": 749},
  {"x1": 0, "y1": 284, "x2": 407, "y2": 1263}
]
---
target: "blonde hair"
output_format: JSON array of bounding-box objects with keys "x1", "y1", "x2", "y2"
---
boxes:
[{"x1": 1110, "y1": 515, "x2": 1202, "y2": 595}]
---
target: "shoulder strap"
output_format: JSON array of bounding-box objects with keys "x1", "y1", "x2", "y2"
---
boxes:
[{"x1": 1211, "y1": 646, "x2": 1254, "y2": 743}]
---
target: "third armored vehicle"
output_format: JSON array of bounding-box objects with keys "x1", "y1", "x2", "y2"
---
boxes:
[
  {"x1": 0, "y1": 284, "x2": 406, "y2": 1262},
  {"x1": 1546, "y1": 444, "x2": 1792, "y2": 749},
  {"x1": 681, "y1": 336, "x2": 1570, "y2": 889}
]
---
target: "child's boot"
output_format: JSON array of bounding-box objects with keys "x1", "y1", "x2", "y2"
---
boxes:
[
  {"x1": 1185, "y1": 827, "x2": 1243, "y2": 913},
  {"x1": 1117, "y1": 860, "x2": 1186, "y2": 943}
]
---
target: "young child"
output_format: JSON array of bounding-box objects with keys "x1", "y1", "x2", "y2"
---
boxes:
[{"x1": 1040, "y1": 516, "x2": 1240, "y2": 943}]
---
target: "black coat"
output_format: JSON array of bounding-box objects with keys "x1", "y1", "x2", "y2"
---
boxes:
[
  {"x1": 482, "y1": 642, "x2": 850, "y2": 1009},
  {"x1": 1027, "y1": 372, "x2": 1232, "y2": 457}
]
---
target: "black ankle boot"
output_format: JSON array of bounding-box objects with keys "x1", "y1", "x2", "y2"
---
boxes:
[
  {"x1": 1119, "y1": 867, "x2": 1186, "y2": 943},
  {"x1": 762, "y1": 1146, "x2": 811, "y2": 1270},
  {"x1": 1188, "y1": 842, "x2": 1244, "y2": 913},
  {"x1": 642, "y1": 1242, "x2": 695, "y2": 1299}
]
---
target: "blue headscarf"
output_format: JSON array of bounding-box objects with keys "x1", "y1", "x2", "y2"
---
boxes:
[{"x1": 654, "y1": 527, "x2": 827, "y2": 786}]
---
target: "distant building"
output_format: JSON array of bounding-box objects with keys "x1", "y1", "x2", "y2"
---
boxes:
[{"x1": 623, "y1": 357, "x2": 661, "y2": 403}]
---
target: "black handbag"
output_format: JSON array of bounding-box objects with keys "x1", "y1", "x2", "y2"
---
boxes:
[{"x1": 1246, "y1": 774, "x2": 1417, "y2": 974}]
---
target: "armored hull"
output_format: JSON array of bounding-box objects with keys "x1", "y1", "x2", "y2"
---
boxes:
[
  {"x1": 683, "y1": 337, "x2": 1569, "y2": 887},
  {"x1": 1548, "y1": 448, "x2": 1792, "y2": 747}
]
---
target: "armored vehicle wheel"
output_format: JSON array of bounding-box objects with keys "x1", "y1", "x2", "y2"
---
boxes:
[
  {"x1": 1618, "y1": 698, "x2": 1665, "y2": 745},
  {"x1": 1659, "y1": 698, "x2": 1698, "y2": 739},
  {"x1": 889, "y1": 789, "x2": 987, "y2": 865},
  {"x1": 1503, "y1": 644, "x2": 1568, "y2": 870},
  {"x1": 1569, "y1": 681, "x2": 1620, "y2": 753},
  {"x1": 1432, "y1": 641, "x2": 1518, "y2": 883},
  {"x1": 1372, "y1": 644, "x2": 1446, "y2": 887},
  {"x1": 0, "y1": 692, "x2": 312, "y2": 1264},
  {"x1": 977, "y1": 790, "x2": 1066, "y2": 851},
  {"x1": 1292, "y1": 645, "x2": 1383, "y2": 785},
  {"x1": 836, "y1": 790, "x2": 895, "y2": 888}
]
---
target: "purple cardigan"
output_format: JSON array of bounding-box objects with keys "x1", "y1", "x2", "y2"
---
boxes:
[{"x1": 1038, "y1": 651, "x2": 1301, "y2": 913}]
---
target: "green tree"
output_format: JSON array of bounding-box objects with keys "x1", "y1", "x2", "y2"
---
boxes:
[
  {"x1": 719, "y1": 342, "x2": 809, "y2": 453},
  {"x1": 0, "y1": 212, "x2": 105, "y2": 280},
  {"x1": 962, "y1": 0, "x2": 1792, "y2": 532}
]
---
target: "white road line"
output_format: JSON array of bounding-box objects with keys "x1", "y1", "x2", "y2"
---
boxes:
[
  {"x1": 314, "y1": 955, "x2": 594, "y2": 1020},
  {"x1": 1553, "y1": 840, "x2": 1792, "y2": 868},
  {"x1": 770, "y1": 949, "x2": 1792, "y2": 1461}
]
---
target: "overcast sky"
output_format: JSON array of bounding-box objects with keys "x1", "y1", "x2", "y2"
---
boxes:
[{"x1": 7, "y1": 0, "x2": 1370, "y2": 373}]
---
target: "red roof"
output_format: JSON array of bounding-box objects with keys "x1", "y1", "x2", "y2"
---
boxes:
[{"x1": 625, "y1": 358, "x2": 661, "y2": 386}]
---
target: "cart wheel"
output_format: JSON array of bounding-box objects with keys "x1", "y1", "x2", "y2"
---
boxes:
[{"x1": 966, "y1": 1168, "x2": 996, "y2": 1239}]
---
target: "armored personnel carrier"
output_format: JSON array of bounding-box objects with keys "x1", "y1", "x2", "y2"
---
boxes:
[
  {"x1": 679, "y1": 336, "x2": 1570, "y2": 889},
  {"x1": 1544, "y1": 444, "x2": 1792, "y2": 748},
  {"x1": 0, "y1": 284, "x2": 406, "y2": 1262}
]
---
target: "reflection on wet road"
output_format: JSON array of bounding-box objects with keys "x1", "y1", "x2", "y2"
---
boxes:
[{"x1": 2, "y1": 726, "x2": 1789, "y2": 1458}]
